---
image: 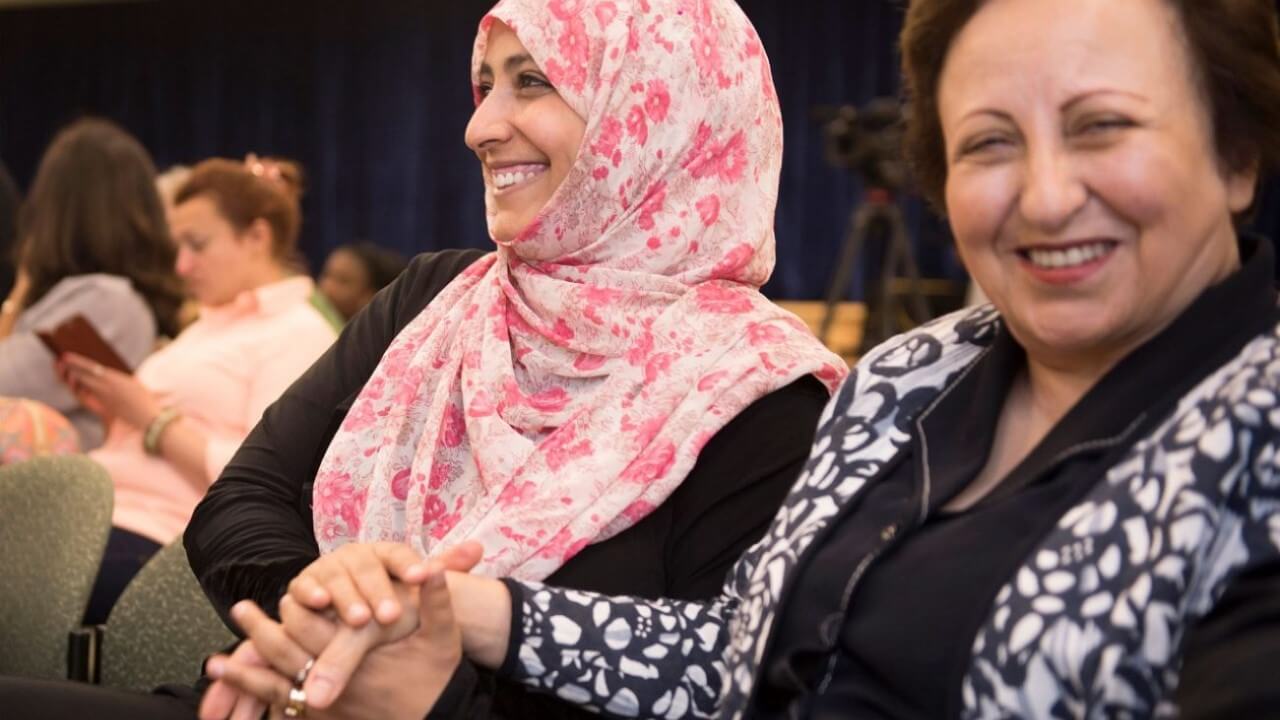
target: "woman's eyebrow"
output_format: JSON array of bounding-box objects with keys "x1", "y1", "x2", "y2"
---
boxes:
[
  {"x1": 1060, "y1": 87, "x2": 1150, "y2": 112},
  {"x1": 504, "y1": 53, "x2": 535, "y2": 72},
  {"x1": 479, "y1": 53, "x2": 536, "y2": 77}
]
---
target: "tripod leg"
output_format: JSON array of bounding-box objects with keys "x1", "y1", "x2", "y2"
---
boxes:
[
  {"x1": 819, "y1": 205, "x2": 872, "y2": 345},
  {"x1": 888, "y1": 206, "x2": 931, "y2": 323},
  {"x1": 875, "y1": 213, "x2": 896, "y2": 347}
]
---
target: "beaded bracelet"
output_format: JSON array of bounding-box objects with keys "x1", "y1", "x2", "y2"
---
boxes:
[{"x1": 143, "y1": 407, "x2": 182, "y2": 456}]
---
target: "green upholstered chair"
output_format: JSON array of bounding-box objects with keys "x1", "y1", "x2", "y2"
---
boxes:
[
  {"x1": 98, "y1": 538, "x2": 236, "y2": 692},
  {"x1": 0, "y1": 455, "x2": 113, "y2": 679}
]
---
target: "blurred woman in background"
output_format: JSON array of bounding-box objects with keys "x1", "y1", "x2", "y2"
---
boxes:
[
  {"x1": 0, "y1": 159, "x2": 20, "y2": 298},
  {"x1": 62, "y1": 157, "x2": 338, "y2": 624},
  {"x1": 0, "y1": 118, "x2": 184, "y2": 449},
  {"x1": 317, "y1": 241, "x2": 408, "y2": 321}
]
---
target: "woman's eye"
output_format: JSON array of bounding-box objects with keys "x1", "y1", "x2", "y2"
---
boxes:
[
  {"x1": 518, "y1": 72, "x2": 551, "y2": 90},
  {"x1": 1076, "y1": 116, "x2": 1132, "y2": 135},
  {"x1": 476, "y1": 82, "x2": 493, "y2": 98},
  {"x1": 960, "y1": 135, "x2": 1009, "y2": 156}
]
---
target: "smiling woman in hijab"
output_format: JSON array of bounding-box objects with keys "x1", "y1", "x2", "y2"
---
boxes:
[
  {"x1": 178, "y1": 0, "x2": 846, "y2": 717},
  {"x1": 0, "y1": 0, "x2": 843, "y2": 711}
]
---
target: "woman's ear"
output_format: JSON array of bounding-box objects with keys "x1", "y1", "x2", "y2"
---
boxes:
[
  {"x1": 1226, "y1": 158, "x2": 1260, "y2": 215},
  {"x1": 243, "y1": 218, "x2": 276, "y2": 259}
]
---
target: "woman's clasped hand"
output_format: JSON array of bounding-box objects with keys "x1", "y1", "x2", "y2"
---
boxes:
[{"x1": 200, "y1": 541, "x2": 486, "y2": 720}]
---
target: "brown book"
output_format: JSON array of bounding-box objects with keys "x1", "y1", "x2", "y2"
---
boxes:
[{"x1": 35, "y1": 314, "x2": 132, "y2": 374}]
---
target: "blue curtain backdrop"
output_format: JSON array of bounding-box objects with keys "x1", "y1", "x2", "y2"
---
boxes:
[{"x1": 1, "y1": 0, "x2": 1277, "y2": 299}]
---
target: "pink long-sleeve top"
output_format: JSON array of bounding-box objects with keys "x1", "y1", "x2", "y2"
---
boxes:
[{"x1": 92, "y1": 276, "x2": 337, "y2": 544}]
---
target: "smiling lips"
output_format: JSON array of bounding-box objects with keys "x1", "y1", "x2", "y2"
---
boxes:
[
  {"x1": 1017, "y1": 240, "x2": 1118, "y2": 285},
  {"x1": 490, "y1": 163, "x2": 549, "y2": 192}
]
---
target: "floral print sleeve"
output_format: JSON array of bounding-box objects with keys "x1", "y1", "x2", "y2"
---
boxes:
[{"x1": 502, "y1": 579, "x2": 734, "y2": 718}]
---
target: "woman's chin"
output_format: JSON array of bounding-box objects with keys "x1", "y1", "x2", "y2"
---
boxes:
[
  {"x1": 1022, "y1": 323, "x2": 1147, "y2": 371},
  {"x1": 489, "y1": 213, "x2": 541, "y2": 246},
  {"x1": 1006, "y1": 303, "x2": 1132, "y2": 363}
]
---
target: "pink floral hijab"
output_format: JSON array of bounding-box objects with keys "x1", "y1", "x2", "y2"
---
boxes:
[{"x1": 313, "y1": 0, "x2": 846, "y2": 580}]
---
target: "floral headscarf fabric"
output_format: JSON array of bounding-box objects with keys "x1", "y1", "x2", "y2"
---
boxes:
[{"x1": 313, "y1": 0, "x2": 846, "y2": 580}]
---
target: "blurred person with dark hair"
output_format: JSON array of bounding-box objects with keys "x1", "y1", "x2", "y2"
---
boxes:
[
  {"x1": 0, "y1": 159, "x2": 19, "y2": 298},
  {"x1": 58, "y1": 157, "x2": 337, "y2": 624},
  {"x1": 0, "y1": 119, "x2": 184, "y2": 449},
  {"x1": 317, "y1": 241, "x2": 409, "y2": 321}
]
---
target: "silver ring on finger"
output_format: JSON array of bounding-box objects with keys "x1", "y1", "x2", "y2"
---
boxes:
[{"x1": 283, "y1": 685, "x2": 308, "y2": 718}]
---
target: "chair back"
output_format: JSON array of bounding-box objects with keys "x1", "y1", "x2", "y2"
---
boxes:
[
  {"x1": 0, "y1": 455, "x2": 113, "y2": 679},
  {"x1": 99, "y1": 538, "x2": 236, "y2": 691}
]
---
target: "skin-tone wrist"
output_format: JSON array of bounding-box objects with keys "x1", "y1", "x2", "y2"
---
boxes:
[
  {"x1": 153, "y1": 416, "x2": 212, "y2": 490},
  {"x1": 447, "y1": 571, "x2": 512, "y2": 670}
]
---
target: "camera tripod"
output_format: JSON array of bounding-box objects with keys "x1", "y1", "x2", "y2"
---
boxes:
[{"x1": 819, "y1": 188, "x2": 930, "y2": 354}]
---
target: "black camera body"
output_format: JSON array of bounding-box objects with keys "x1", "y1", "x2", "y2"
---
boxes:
[{"x1": 813, "y1": 98, "x2": 907, "y2": 194}]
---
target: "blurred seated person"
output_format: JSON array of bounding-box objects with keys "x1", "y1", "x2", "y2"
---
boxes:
[
  {"x1": 317, "y1": 241, "x2": 408, "y2": 321},
  {"x1": 241, "y1": 153, "x2": 350, "y2": 330},
  {"x1": 0, "y1": 397, "x2": 78, "y2": 466},
  {"x1": 156, "y1": 165, "x2": 202, "y2": 332},
  {"x1": 0, "y1": 159, "x2": 19, "y2": 299},
  {"x1": 0, "y1": 119, "x2": 184, "y2": 449},
  {"x1": 59, "y1": 157, "x2": 338, "y2": 624}
]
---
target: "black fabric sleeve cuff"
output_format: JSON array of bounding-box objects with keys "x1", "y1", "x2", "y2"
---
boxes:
[{"x1": 496, "y1": 577, "x2": 527, "y2": 679}]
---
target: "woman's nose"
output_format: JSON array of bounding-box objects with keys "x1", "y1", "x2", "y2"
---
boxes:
[
  {"x1": 174, "y1": 246, "x2": 194, "y2": 277},
  {"x1": 1018, "y1": 144, "x2": 1088, "y2": 233},
  {"x1": 465, "y1": 92, "x2": 515, "y2": 153}
]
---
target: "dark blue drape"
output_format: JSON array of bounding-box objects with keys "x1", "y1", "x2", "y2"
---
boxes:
[{"x1": 1, "y1": 0, "x2": 1276, "y2": 299}]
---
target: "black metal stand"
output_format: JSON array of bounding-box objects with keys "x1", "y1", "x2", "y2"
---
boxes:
[{"x1": 819, "y1": 190, "x2": 929, "y2": 354}]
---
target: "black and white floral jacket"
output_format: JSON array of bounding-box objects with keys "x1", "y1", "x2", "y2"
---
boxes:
[{"x1": 503, "y1": 300, "x2": 1280, "y2": 719}]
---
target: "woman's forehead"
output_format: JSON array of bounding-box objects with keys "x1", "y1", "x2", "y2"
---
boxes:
[
  {"x1": 478, "y1": 24, "x2": 537, "y2": 75},
  {"x1": 939, "y1": 0, "x2": 1191, "y2": 119}
]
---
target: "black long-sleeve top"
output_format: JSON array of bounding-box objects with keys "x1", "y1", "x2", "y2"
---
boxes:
[{"x1": 183, "y1": 249, "x2": 831, "y2": 718}]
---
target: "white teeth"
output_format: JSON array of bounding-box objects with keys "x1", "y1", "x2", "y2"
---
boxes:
[
  {"x1": 494, "y1": 172, "x2": 525, "y2": 189},
  {"x1": 1026, "y1": 242, "x2": 1112, "y2": 269},
  {"x1": 492, "y1": 166, "x2": 546, "y2": 190}
]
